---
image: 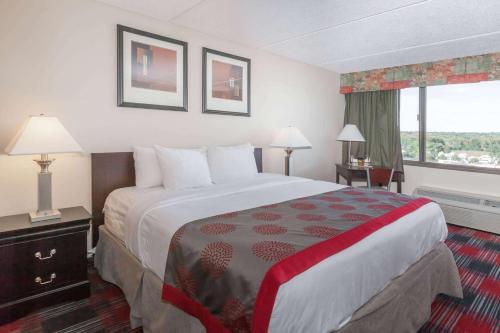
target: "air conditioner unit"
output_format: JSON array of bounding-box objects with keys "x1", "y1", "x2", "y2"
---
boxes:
[{"x1": 413, "y1": 186, "x2": 500, "y2": 234}]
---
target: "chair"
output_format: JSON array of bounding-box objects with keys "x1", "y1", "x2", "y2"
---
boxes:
[{"x1": 365, "y1": 167, "x2": 395, "y2": 191}]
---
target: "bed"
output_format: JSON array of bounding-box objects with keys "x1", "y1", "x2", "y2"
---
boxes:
[{"x1": 92, "y1": 149, "x2": 462, "y2": 333}]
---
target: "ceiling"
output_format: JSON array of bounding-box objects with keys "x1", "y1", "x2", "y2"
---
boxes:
[{"x1": 96, "y1": 0, "x2": 500, "y2": 73}]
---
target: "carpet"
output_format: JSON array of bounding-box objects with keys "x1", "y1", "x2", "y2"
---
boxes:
[
  {"x1": 1, "y1": 224, "x2": 498, "y2": 333},
  {"x1": 419, "y1": 224, "x2": 499, "y2": 333}
]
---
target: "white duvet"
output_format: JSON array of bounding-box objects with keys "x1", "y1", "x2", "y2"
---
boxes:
[{"x1": 104, "y1": 173, "x2": 447, "y2": 332}]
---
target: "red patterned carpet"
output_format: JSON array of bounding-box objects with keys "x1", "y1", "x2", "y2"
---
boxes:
[
  {"x1": 419, "y1": 225, "x2": 500, "y2": 333},
  {"x1": 0, "y1": 224, "x2": 498, "y2": 333}
]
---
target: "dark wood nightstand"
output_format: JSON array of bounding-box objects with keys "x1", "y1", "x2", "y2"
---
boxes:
[{"x1": 0, "y1": 207, "x2": 91, "y2": 324}]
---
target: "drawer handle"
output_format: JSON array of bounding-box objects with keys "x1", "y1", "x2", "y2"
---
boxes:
[
  {"x1": 35, "y1": 249, "x2": 56, "y2": 260},
  {"x1": 35, "y1": 273, "x2": 56, "y2": 285}
]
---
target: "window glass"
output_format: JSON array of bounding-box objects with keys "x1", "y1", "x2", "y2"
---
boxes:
[
  {"x1": 426, "y1": 81, "x2": 500, "y2": 168},
  {"x1": 400, "y1": 87, "x2": 420, "y2": 161}
]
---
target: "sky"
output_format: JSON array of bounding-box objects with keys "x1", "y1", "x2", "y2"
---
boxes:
[{"x1": 400, "y1": 80, "x2": 500, "y2": 133}]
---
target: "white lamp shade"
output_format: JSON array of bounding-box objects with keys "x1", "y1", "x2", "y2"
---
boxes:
[
  {"x1": 336, "y1": 124, "x2": 365, "y2": 142},
  {"x1": 5, "y1": 115, "x2": 83, "y2": 155},
  {"x1": 270, "y1": 126, "x2": 312, "y2": 149}
]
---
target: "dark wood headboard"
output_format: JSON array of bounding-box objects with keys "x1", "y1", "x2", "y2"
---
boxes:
[{"x1": 91, "y1": 148, "x2": 262, "y2": 246}]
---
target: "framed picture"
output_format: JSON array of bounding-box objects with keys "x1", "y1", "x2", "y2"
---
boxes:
[
  {"x1": 117, "y1": 25, "x2": 188, "y2": 111},
  {"x1": 202, "y1": 47, "x2": 251, "y2": 117}
]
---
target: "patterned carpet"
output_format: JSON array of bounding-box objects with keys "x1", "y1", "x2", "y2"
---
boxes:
[
  {"x1": 0, "y1": 224, "x2": 498, "y2": 333},
  {"x1": 419, "y1": 224, "x2": 500, "y2": 333}
]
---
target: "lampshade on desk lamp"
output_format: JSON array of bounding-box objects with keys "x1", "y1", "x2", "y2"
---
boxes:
[
  {"x1": 270, "y1": 126, "x2": 312, "y2": 176},
  {"x1": 336, "y1": 124, "x2": 365, "y2": 166},
  {"x1": 5, "y1": 115, "x2": 83, "y2": 222}
]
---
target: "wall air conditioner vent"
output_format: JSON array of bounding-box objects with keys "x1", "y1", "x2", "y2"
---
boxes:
[
  {"x1": 416, "y1": 189, "x2": 481, "y2": 205},
  {"x1": 413, "y1": 186, "x2": 500, "y2": 234},
  {"x1": 484, "y1": 200, "x2": 500, "y2": 208}
]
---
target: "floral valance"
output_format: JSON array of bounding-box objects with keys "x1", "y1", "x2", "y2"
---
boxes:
[{"x1": 340, "y1": 52, "x2": 500, "y2": 94}]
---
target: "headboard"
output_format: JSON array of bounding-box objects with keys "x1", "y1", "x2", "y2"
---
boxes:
[{"x1": 91, "y1": 148, "x2": 263, "y2": 246}]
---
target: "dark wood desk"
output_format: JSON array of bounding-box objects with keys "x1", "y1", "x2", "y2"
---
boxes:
[{"x1": 335, "y1": 164, "x2": 403, "y2": 193}]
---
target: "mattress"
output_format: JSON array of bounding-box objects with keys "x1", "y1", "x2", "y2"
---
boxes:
[{"x1": 104, "y1": 173, "x2": 448, "y2": 332}]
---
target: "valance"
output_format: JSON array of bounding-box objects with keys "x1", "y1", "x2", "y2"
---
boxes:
[{"x1": 340, "y1": 52, "x2": 500, "y2": 94}]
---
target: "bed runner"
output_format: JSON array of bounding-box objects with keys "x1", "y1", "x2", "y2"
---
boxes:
[{"x1": 161, "y1": 187, "x2": 431, "y2": 333}]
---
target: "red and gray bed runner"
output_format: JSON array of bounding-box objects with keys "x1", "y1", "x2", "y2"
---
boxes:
[{"x1": 161, "y1": 187, "x2": 432, "y2": 333}]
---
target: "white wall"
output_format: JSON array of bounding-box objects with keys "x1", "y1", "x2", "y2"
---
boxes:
[
  {"x1": 0, "y1": 0, "x2": 345, "y2": 216},
  {"x1": 402, "y1": 165, "x2": 500, "y2": 196}
]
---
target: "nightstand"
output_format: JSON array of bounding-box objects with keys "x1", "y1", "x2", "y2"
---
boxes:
[{"x1": 0, "y1": 206, "x2": 91, "y2": 324}]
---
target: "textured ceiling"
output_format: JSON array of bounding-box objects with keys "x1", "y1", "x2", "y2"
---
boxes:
[{"x1": 96, "y1": 0, "x2": 500, "y2": 73}]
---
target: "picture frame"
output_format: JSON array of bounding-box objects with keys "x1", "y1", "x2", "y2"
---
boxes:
[
  {"x1": 117, "y1": 25, "x2": 188, "y2": 111},
  {"x1": 202, "y1": 47, "x2": 251, "y2": 117}
]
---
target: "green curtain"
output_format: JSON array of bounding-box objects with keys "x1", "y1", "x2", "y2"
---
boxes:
[{"x1": 343, "y1": 90, "x2": 404, "y2": 175}]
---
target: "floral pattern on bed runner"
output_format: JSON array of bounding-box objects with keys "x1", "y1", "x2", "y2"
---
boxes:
[{"x1": 161, "y1": 187, "x2": 431, "y2": 333}]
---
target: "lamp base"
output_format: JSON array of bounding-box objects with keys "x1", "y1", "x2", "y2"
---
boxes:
[
  {"x1": 284, "y1": 149, "x2": 293, "y2": 176},
  {"x1": 29, "y1": 209, "x2": 61, "y2": 223}
]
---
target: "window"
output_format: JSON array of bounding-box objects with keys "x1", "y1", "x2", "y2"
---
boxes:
[
  {"x1": 400, "y1": 87, "x2": 420, "y2": 161},
  {"x1": 400, "y1": 81, "x2": 500, "y2": 173}
]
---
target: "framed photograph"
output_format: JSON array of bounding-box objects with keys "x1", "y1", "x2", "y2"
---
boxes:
[
  {"x1": 202, "y1": 47, "x2": 251, "y2": 117},
  {"x1": 117, "y1": 25, "x2": 188, "y2": 111}
]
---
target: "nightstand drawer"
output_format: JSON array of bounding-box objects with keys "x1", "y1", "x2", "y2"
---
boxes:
[{"x1": 0, "y1": 230, "x2": 87, "y2": 303}]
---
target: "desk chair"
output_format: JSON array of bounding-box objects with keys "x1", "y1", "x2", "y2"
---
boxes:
[{"x1": 365, "y1": 167, "x2": 395, "y2": 191}]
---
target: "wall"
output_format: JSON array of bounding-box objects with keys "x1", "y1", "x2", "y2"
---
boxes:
[
  {"x1": 0, "y1": 0, "x2": 345, "y2": 217},
  {"x1": 402, "y1": 165, "x2": 500, "y2": 197}
]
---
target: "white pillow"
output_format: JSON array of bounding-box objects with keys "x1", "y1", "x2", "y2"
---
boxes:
[
  {"x1": 208, "y1": 143, "x2": 258, "y2": 184},
  {"x1": 133, "y1": 146, "x2": 162, "y2": 188},
  {"x1": 154, "y1": 145, "x2": 212, "y2": 190}
]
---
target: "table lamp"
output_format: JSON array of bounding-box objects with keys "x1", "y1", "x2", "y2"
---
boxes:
[
  {"x1": 5, "y1": 115, "x2": 83, "y2": 222},
  {"x1": 270, "y1": 126, "x2": 312, "y2": 176},
  {"x1": 336, "y1": 124, "x2": 365, "y2": 166}
]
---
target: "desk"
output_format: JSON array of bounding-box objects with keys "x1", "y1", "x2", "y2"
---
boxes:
[{"x1": 335, "y1": 164, "x2": 402, "y2": 194}]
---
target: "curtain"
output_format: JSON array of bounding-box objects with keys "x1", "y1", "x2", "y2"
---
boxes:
[{"x1": 342, "y1": 90, "x2": 404, "y2": 175}]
